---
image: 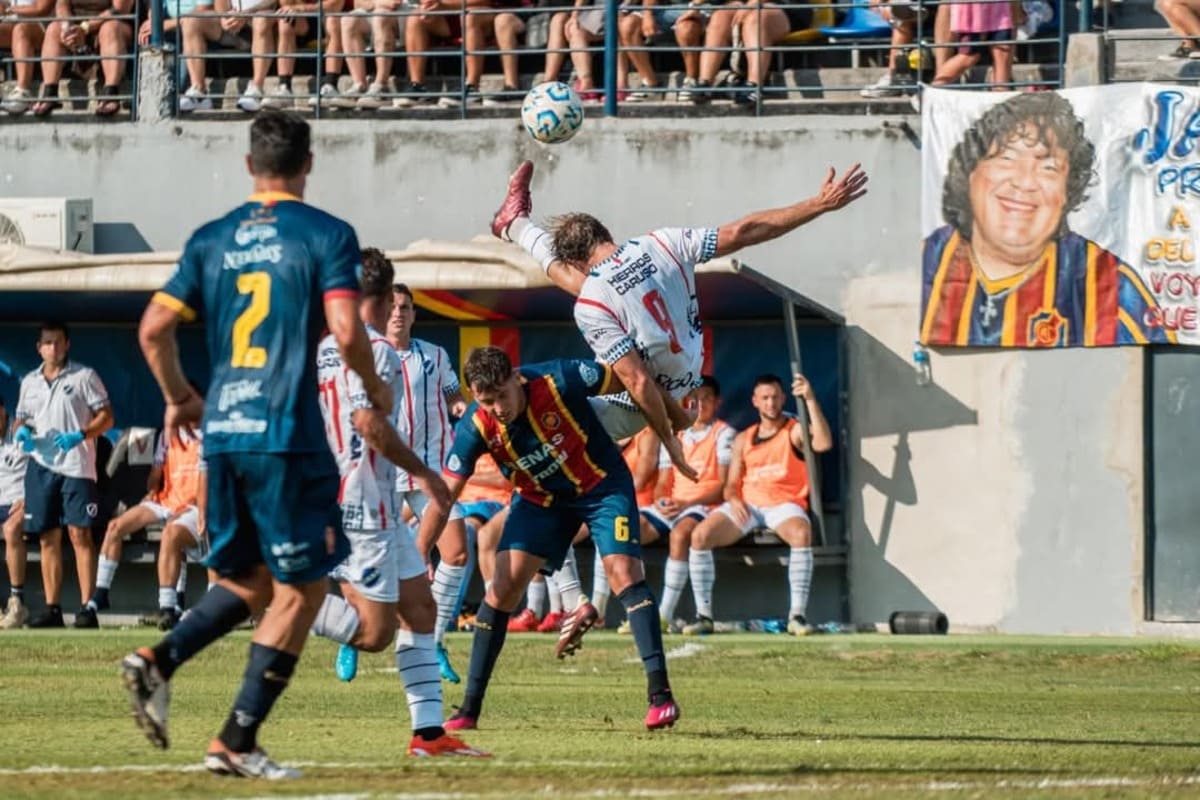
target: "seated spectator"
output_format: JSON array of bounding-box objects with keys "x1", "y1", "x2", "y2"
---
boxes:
[
  {"x1": 684, "y1": 373, "x2": 831, "y2": 636},
  {"x1": 138, "y1": 0, "x2": 223, "y2": 112},
  {"x1": 397, "y1": 0, "x2": 464, "y2": 106},
  {"x1": 237, "y1": 0, "x2": 344, "y2": 111},
  {"x1": 311, "y1": 0, "x2": 345, "y2": 104},
  {"x1": 620, "y1": 0, "x2": 704, "y2": 101},
  {"x1": 337, "y1": 0, "x2": 402, "y2": 108},
  {"x1": 0, "y1": 0, "x2": 55, "y2": 115},
  {"x1": 725, "y1": 0, "x2": 810, "y2": 106},
  {"x1": 459, "y1": 0, "x2": 528, "y2": 105},
  {"x1": 85, "y1": 427, "x2": 202, "y2": 623},
  {"x1": 690, "y1": 1, "x2": 737, "y2": 103},
  {"x1": 930, "y1": 0, "x2": 1012, "y2": 88},
  {"x1": 541, "y1": 2, "x2": 631, "y2": 102},
  {"x1": 860, "y1": 0, "x2": 918, "y2": 97},
  {"x1": 32, "y1": 0, "x2": 135, "y2": 117},
  {"x1": 0, "y1": 435, "x2": 29, "y2": 629},
  {"x1": 1155, "y1": 0, "x2": 1200, "y2": 59}
]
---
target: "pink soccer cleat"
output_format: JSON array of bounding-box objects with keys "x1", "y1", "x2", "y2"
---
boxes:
[
  {"x1": 444, "y1": 709, "x2": 478, "y2": 731},
  {"x1": 490, "y1": 160, "x2": 533, "y2": 240},
  {"x1": 645, "y1": 697, "x2": 681, "y2": 730}
]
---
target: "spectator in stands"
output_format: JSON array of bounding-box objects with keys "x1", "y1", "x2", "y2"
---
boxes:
[
  {"x1": 237, "y1": 0, "x2": 345, "y2": 111},
  {"x1": 311, "y1": 0, "x2": 346, "y2": 105},
  {"x1": 85, "y1": 425, "x2": 202, "y2": 624},
  {"x1": 861, "y1": 0, "x2": 918, "y2": 98},
  {"x1": 1155, "y1": 0, "x2": 1200, "y2": 58},
  {"x1": 541, "y1": 2, "x2": 632, "y2": 102},
  {"x1": 0, "y1": 0, "x2": 55, "y2": 116},
  {"x1": 32, "y1": 0, "x2": 135, "y2": 116},
  {"x1": 459, "y1": 0, "x2": 528, "y2": 105},
  {"x1": 930, "y1": 0, "x2": 1013, "y2": 88},
  {"x1": 397, "y1": 0, "x2": 464, "y2": 106},
  {"x1": 0, "y1": 434, "x2": 30, "y2": 629},
  {"x1": 684, "y1": 373, "x2": 831, "y2": 637},
  {"x1": 724, "y1": 0, "x2": 811, "y2": 105},
  {"x1": 138, "y1": 0, "x2": 224, "y2": 112},
  {"x1": 690, "y1": 2, "x2": 737, "y2": 103},
  {"x1": 12, "y1": 321, "x2": 113, "y2": 628},
  {"x1": 619, "y1": 0, "x2": 705, "y2": 101},
  {"x1": 337, "y1": 0, "x2": 403, "y2": 108}
]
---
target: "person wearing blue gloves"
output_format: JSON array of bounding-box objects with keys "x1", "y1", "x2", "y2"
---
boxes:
[{"x1": 11, "y1": 321, "x2": 113, "y2": 628}]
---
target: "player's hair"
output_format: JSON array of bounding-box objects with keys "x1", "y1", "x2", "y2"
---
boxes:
[
  {"x1": 248, "y1": 109, "x2": 311, "y2": 179},
  {"x1": 549, "y1": 213, "x2": 614, "y2": 265},
  {"x1": 359, "y1": 248, "x2": 393, "y2": 299},
  {"x1": 698, "y1": 374, "x2": 721, "y2": 397},
  {"x1": 753, "y1": 373, "x2": 784, "y2": 392},
  {"x1": 392, "y1": 282, "x2": 413, "y2": 303},
  {"x1": 942, "y1": 92, "x2": 1095, "y2": 241},
  {"x1": 39, "y1": 320, "x2": 69, "y2": 341},
  {"x1": 464, "y1": 346, "x2": 513, "y2": 393}
]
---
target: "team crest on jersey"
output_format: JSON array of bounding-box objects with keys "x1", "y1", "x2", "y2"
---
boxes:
[
  {"x1": 578, "y1": 362, "x2": 599, "y2": 387},
  {"x1": 1028, "y1": 308, "x2": 1068, "y2": 347},
  {"x1": 541, "y1": 411, "x2": 562, "y2": 431},
  {"x1": 62, "y1": 385, "x2": 73, "y2": 395},
  {"x1": 447, "y1": 454, "x2": 462, "y2": 473}
]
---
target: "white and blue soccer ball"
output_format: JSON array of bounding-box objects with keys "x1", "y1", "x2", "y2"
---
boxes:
[{"x1": 521, "y1": 81, "x2": 584, "y2": 145}]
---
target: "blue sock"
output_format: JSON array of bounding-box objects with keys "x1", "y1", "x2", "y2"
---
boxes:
[
  {"x1": 219, "y1": 643, "x2": 298, "y2": 753},
  {"x1": 618, "y1": 581, "x2": 671, "y2": 702},
  {"x1": 461, "y1": 601, "x2": 510, "y2": 718},
  {"x1": 151, "y1": 585, "x2": 250, "y2": 681}
]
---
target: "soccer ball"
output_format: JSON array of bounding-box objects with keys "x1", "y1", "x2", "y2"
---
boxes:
[{"x1": 521, "y1": 81, "x2": 584, "y2": 145}]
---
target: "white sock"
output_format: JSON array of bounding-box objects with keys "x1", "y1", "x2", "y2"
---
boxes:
[
  {"x1": 512, "y1": 217, "x2": 556, "y2": 271},
  {"x1": 157, "y1": 587, "x2": 177, "y2": 611},
  {"x1": 395, "y1": 629, "x2": 443, "y2": 731},
  {"x1": 788, "y1": 547, "x2": 813, "y2": 620},
  {"x1": 551, "y1": 548, "x2": 583, "y2": 610},
  {"x1": 311, "y1": 594, "x2": 361, "y2": 645},
  {"x1": 689, "y1": 548, "x2": 715, "y2": 620},
  {"x1": 546, "y1": 575, "x2": 563, "y2": 614},
  {"x1": 97, "y1": 556, "x2": 119, "y2": 590},
  {"x1": 527, "y1": 578, "x2": 548, "y2": 618},
  {"x1": 591, "y1": 548, "x2": 611, "y2": 619},
  {"x1": 431, "y1": 562, "x2": 466, "y2": 646},
  {"x1": 659, "y1": 557, "x2": 689, "y2": 622}
]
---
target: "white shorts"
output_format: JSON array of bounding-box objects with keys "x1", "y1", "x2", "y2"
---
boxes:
[
  {"x1": 330, "y1": 526, "x2": 427, "y2": 603},
  {"x1": 715, "y1": 501, "x2": 809, "y2": 535},
  {"x1": 641, "y1": 503, "x2": 710, "y2": 536},
  {"x1": 399, "y1": 489, "x2": 464, "y2": 523},
  {"x1": 139, "y1": 500, "x2": 174, "y2": 523},
  {"x1": 588, "y1": 397, "x2": 647, "y2": 440},
  {"x1": 166, "y1": 506, "x2": 206, "y2": 561}
]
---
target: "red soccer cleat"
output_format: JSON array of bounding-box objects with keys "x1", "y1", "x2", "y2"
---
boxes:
[
  {"x1": 555, "y1": 599, "x2": 599, "y2": 659},
  {"x1": 444, "y1": 709, "x2": 478, "y2": 731},
  {"x1": 490, "y1": 160, "x2": 533, "y2": 240},
  {"x1": 408, "y1": 733, "x2": 490, "y2": 758},
  {"x1": 507, "y1": 608, "x2": 539, "y2": 632},
  {"x1": 645, "y1": 697, "x2": 681, "y2": 730},
  {"x1": 536, "y1": 610, "x2": 565, "y2": 633}
]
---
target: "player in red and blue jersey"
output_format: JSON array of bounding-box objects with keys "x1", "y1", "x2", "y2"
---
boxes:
[
  {"x1": 121, "y1": 110, "x2": 393, "y2": 779},
  {"x1": 439, "y1": 346, "x2": 681, "y2": 733}
]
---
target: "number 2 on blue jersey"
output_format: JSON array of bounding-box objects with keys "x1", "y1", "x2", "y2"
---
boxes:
[{"x1": 232, "y1": 271, "x2": 270, "y2": 368}]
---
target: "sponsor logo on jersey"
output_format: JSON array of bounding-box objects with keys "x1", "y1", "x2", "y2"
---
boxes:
[
  {"x1": 234, "y1": 224, "x2": 278, "y2": 247},
  {"x1": 578, "y1": 362, "x2": 600, "y2": 387},
  {"x1": 222, "y1": 243, "x2": 283, "y2": 270},
  {"x1": 218, "y1": 379, "x2": 264, "y2": 413}
]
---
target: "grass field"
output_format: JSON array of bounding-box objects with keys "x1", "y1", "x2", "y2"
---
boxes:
[{"x1": 1, "y1": 630, "x2": 1199, "y2": 799}]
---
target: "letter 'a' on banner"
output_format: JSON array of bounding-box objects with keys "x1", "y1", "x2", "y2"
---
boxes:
[{"x1": 918, "y1": 84, "x2": 1200, "y2": 348}]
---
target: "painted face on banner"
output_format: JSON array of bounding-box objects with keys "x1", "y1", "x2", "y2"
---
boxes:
[{"x1": 968, "y1": 125, "x2": 1069, "y2": 267}]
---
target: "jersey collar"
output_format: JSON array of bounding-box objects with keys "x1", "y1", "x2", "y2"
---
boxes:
[{"x1": 247, "y1": 191, "x2": 301, "y2": 204}]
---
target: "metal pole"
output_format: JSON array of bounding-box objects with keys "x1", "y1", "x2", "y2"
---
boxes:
[
  {"x1": 603, "y1": 0, "x2": 617, "y2": 116},
  {"x1": 150, "y1": 0, "x2": 163, "y2": 47},
  {"x1": 783, "y1": 298, "x2": 825, "y2": 546},
  {"x1": 1079, "y1": 0, "x2": 1092, "y2": 33},
  {"x1": 314, "y1": 0, "x2": 324, "y2": 119}
]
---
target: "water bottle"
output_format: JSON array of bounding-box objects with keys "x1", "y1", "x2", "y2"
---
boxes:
[
  {"x1": 912, "y1": 342, "x2": 932, "y2": 387},
  {"x1": 816, "y1": 621, "x2": 851, "y2": 634}
]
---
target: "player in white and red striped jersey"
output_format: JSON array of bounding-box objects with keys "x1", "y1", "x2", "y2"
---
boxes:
[
  {"x1": 492, "y1": 160, "x2": 868, "y2": 481},
  {"x1": 387, "y1": 282, "x2": 472, "y2": 684}
]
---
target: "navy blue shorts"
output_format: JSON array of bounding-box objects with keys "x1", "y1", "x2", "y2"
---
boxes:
[
  {"x1": 205, "y1": 451, "x2": 348, "y2": 585},
  {"x1": 500, "y1": 472, "x2": 641, "y2": 571},
  {"x1": 23, "y1": 459, "x2": 98, "y2": 534}
]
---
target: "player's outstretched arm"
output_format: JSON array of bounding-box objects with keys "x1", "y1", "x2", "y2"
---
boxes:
[
  {"x1": 139, "y1": 300, "x2": 204, "y2": 442},
  {"x1": 325, "y1": 294, "x2": 393, "y2": 416},
  {"x1": 713, "y1": 164, "x2": 869, "y2": 258},
  {"x1": 610, "y1": 352, "x2": 699, "y2": 482}
]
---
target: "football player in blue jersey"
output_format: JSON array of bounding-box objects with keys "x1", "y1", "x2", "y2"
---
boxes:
[{"x1": 121, "y1": 109, "x2": 392, "y2": 779}]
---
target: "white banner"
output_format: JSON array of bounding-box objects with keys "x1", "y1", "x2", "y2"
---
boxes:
[{"x1": 920, "y1": 84, "x2": 1198, "y2": 348}]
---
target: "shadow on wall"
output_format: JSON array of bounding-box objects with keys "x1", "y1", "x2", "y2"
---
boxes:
[
  {"x1": 94, "y1": 223, "x2": 153, "y2": 254},
  {"x1": 846, "y1": 326, "x2": 979, "y2": 618}
]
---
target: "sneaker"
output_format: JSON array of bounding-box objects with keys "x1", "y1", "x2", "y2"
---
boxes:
[
  {"x1": 626, "y1": 87, "x2": 656, "y2": 102},
  {"x1": 436, "y1": 642, "x2": 461, "y2": 684},
  {"x1": 616, "y1": 619, "x2": 631, "y2": 635},
  {"x1": 731, "y1": 82, "x2": 761, "y2": 107},
  {"x1": 356, "y1": 82, "x2": 387, "y2": 110},
  {"x1": 645, "y1": 696, "x2": 681, "y2": 730},
  {"x1": 335, "y1": 643, "x2": 358, "y2": 682},
  {"x1": 1160, "y1": 44, "x2": 1196, "y2": 61},
  {"x1": 555, "y1": 597, "x2": 599, "y2": 659},
  {"x1": 27, "y1": 606, "x2": 65, "y2": 628},
  {"x1": 0, "y1": 596, "x2": 28, "y2": 629},
  {"x1": 444, "y1": 708, "x2": 478, "y2": 731},
  {"x1": 490, "y1": 160, "x2": 533, "y2": 240},
  {"x1": 407, "y1": 733, "x2": 490, "y2": 757},
  {"x1": 861, "y1": 73, "x2": 903, "y2": 98},
  {"x1": 73, "y1": 606, "x2": 99, "y2": 629},
  {"x1": 682, "y1": 616, "x2": 714, "y2": 636},
  {"x1": 787, "y1": 615, "x2": 813, "y2": 636},
  {"x1": 572, "y1": 77, "x2": 602, "y2": 103},
  {"x1": 120, "y1": 648, "x2": 170, "y2": 749},
  {"x1": 482, "y1": 85, "x2": 518, "y2": 107},
  {"x1": 157, "y1": 607, "x2": 182, "y2": 631},
  {"x1": 237, "y1": 83, "x2": 264, "y2": 113},
  {"x1": 677, "y1": 76, "x2": 699, "y2": 104},
  {"x1": 261, "y1": 84, "x2": 294, "y2": 109},
  {"x1": 178, "y1": 85, "x2": 212, "y2": 113},
  {"x1": 307, "y1": 81, "x2": 340, "y2": 108},
  {"x1": 1, "y1": 86, "x2": 34, "y2": 116},
  {"x1": 507, "y1": 608, "x2": 539, "y2": 632},
  {"x1": 204, "y1": 740, "x2": 301, "y2": 779},
  {"x1": 393, "y1": 82, "x2": 435, "y2": 108},
  {"x1": 438, "y1": 85, "x2": 481, "y2": 107},
  {"x1": 536, "y1": 610, "x2": 565, "y2": 633}
]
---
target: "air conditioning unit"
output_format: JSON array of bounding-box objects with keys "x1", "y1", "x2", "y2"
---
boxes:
[{"x1": 0, "y1": 198, "x2": 93, "y2": 254}]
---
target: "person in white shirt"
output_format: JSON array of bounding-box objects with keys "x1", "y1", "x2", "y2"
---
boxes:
[
  {"x1": 491, "y1": 160, "x2": 867, "y2": 476},
  {"x1": 0, "y1": 435, "x2": 29, "y2": 629},
  {"x1": 12, "y1": 321, "x2": 113, "y2": 629}
]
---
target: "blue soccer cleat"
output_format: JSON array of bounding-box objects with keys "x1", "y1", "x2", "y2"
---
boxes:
[
  {"x1": 436, "y1": 643, "x2": 461, "y2": 684},
  {"x1": 335, "y1": 643, "x2": 359, "y2": 682}
]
